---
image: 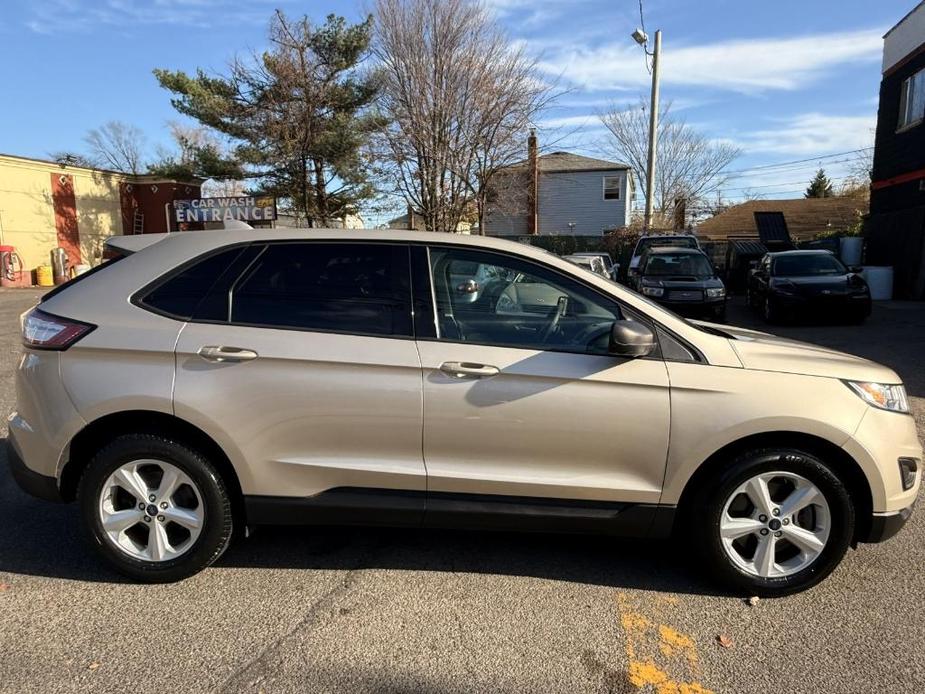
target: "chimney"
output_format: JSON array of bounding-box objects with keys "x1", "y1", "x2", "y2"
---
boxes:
[{"x1": 527, "y1": 129, "x2": 538, "y2": 235}]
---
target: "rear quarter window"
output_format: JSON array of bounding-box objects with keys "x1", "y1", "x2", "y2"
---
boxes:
[{"x1": 139, "y1": 246, "x2": 250, "y2": 320}]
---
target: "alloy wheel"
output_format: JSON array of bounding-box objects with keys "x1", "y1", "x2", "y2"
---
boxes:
[
  {"x1": 98, "y1": 460, "x2": 205, "y2": 562},
  {"x1": 719, "y1": 471, "x2": 830, "y2": 578}
]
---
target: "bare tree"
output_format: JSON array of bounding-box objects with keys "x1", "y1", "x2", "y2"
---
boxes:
[
  {"x1": 84, "y1": 121, "x2": 147, "y2": 174},
  {"x1": 373, "y1": 0, "x2": 556, "y2": 232},
  {"x1": 600, "y1": 100, "x2": 740, "y2": 226}
]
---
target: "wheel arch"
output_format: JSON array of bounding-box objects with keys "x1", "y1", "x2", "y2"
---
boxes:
[
  {"x1": 60, "y1": 410, "x2": 246, "y2": 531},
  {"x1": 674, "y1": 431, "x2": 873, "y2": 543}
]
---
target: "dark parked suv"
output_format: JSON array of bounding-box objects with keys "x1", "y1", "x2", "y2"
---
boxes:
[{"x1": 633, "y1": 247, "x2": 727, "y2": 321}]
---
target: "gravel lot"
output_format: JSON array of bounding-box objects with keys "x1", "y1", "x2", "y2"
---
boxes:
[{"x1": 0, "y1": 287, "x2": 923, "y2": 694}]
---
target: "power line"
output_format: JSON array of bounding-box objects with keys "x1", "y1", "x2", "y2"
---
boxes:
[
  {"x1": 719, "y1": 174, "x2": 858, "y2": 193},
  {"x1": 718, "y1": 148, "x2": 872, "y2": 176},
  {"x1": 719, "y1": 157, "x2": 861, "y2": 180}
]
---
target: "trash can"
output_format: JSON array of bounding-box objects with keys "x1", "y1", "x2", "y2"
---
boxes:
[
  {"x1": 861, "y1": 266, "x2": 893, "y2": 300},
  {"x1": 36, "y1": 265, "x2": 54, "y2": 287},
  {"x1": 50, "y1": 248, "x2": 69, "y2": 286},
  {"x1": 839, "y1": 236, "x2": 863, "y2": 266}
]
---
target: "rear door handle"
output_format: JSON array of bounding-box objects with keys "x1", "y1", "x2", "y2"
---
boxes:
[
  {"x1": 439, "y1": 361, "x2": 500, "y2": 379},
  {"x1": 198, "y1": 345, "x2": 259, "y2": 363}
]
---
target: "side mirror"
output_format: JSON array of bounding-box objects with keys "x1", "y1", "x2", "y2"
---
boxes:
[{"x1": 609, "y1": 320, "x2": 656, "y2": 358}]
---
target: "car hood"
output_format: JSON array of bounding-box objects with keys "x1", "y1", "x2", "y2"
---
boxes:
[
  {"x1": 774, "y1": 274, "x2": 866, "y2": 296},
  {"x1": 695, "y1": 322, "x2": 900, "y2": 383}
]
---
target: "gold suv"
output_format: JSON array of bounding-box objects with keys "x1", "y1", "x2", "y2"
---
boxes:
[{"x1": 7, "y1": 229, "x2": 920, "y2": 595}]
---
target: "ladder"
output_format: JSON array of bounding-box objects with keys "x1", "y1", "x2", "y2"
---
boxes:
[{"x1": 133, "y1": 209, "x2": 144, "y2": 235}]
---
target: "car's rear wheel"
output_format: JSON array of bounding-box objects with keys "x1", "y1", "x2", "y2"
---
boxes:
[
  {"x1": 78, "y1": 434, "x2": 233, "y2": 582},
  {"x1": 692, "y1": 448, "x2": 854, "y2": 596}
]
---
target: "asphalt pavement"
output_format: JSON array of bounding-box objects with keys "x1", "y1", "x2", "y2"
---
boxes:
[{"x1": 0, "y1": 287, "x2": 923, "y2": 694}]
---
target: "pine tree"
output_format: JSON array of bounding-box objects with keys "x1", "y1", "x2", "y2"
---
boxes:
[
  {"x1": 805, "y1": 169, "x2": 834, "y2": 198},
  {"x1": 154, "y1": 11, "x2": 382, "y2": 225}
]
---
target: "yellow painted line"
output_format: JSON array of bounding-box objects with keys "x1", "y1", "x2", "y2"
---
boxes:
[{"x1": 616, "y1": 593, "x2": 715, "y2": 694}]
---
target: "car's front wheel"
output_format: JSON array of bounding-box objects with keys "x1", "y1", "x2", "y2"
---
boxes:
[
  {"x1": 692, "y1": 448, "x2": 855, "y2": 596},
  {"x1": 78, "y1": 434, "x2": 233, "y2": 582}
]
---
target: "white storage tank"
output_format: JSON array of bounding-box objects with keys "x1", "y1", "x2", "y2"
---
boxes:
[
  {"x1": 861, "y1": 266, "x2": 893, "y2": 300},
  {"x1": 839, "y1": 236, "x2": 863, "y2": 266}
]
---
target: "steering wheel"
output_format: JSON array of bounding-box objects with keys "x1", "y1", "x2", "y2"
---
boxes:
[{"x1": 540, "y1": 296, "x2": 569, "y2": 343}]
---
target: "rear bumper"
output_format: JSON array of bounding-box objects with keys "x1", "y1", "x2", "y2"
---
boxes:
[
  {"x1": 6, "y1": 437, "x2": 62, "y2": 502},
  {"x1": 859, "y1": 503, "x2": 914, "y2": 543}
]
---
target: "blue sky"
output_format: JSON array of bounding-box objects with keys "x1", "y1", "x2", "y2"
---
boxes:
[{"x1": 0, "y1": 0, "x2": 916, "y2": 216}]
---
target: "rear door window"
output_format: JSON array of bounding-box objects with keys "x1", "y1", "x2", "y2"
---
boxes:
[{"x1": 230, "y1": 242, "x2": 413, "y2": 337}]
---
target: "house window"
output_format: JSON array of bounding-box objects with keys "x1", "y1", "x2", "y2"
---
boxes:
[
  {"x1": 603, "y1": 175, "x2": 621, "y2": 200},
  {"x1": 898, "y1": 68, "x2": 925, "y2": 130}
]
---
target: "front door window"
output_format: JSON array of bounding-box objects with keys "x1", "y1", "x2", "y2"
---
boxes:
[{"x1": 429, "y1": 247, "x2": 622, "y2": 355}]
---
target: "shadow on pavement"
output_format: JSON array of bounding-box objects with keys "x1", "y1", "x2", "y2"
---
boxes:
[{"x1": 0, "y1": 452, "x2": 718, "y2": 596}]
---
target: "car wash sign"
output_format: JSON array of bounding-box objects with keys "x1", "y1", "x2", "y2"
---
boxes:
[{"x1": 174, "y1": 196, "x2": 277, "y2": 223}]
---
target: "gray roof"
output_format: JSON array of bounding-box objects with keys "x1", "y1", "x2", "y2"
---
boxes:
[{"x1": 506, "y1": 151, "x2": 630, "y2": 173}]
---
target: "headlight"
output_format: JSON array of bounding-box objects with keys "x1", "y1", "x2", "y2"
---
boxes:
[
  {"x1": 705, "y1": 287, "x2": 725, "y2": 299},
  {"x1": 770, "y1": 279, "x2": 797, "y2": 295},
  {"x1": 641, "y1": 286, "x2": 664, "y2": 297},
  {"x1": 844, "y1": 381, "x2": 909, "y2": 413}
]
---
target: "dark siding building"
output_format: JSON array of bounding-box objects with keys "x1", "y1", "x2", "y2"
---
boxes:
[{"x1": 868, "y1": 1, "x2": 925, "y2": 298}]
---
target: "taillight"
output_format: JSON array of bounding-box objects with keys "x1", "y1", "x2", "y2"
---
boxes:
[{"x1": 21, "y1": 308, "x2": 95, "y2": 350}]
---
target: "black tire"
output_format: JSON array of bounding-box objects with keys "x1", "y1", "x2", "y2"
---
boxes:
[
  {"x1": 690, "y1": 448, "x2": 854, "y2": 597},
  {"x1": 78, "y1": 434, "x2": 233, "y2": 583}
]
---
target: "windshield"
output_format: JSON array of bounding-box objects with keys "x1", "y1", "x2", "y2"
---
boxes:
[
  {"x1": 638, "y1": 237, "x2": 697, "y2": 254},
  {"x1": 773, "y1": 254, "x2": 846, "y2": 277},
  {"x1": 642, "y1": 253, "x2": 713, "y2": 277}
]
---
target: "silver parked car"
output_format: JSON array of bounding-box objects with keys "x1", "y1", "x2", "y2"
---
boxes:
[{"x1": 8, "y1": 229, "x2": 920, "y2": 594}]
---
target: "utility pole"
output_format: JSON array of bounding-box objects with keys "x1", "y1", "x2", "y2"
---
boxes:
[{"x1": 644, "y1": 30, "x2": 661, "y2": 231}]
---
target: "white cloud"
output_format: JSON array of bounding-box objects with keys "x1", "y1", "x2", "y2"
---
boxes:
[
  {"x1": 538, "y1": 29, "x2": 884, "y2": 94},
  {"x1": 739, "y1": 112, "x2": 876, "y2": 155}
]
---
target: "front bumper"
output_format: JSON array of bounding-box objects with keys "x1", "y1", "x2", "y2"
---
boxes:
[
  {"x1": 771, "y1": 291, "x2": 871, "y2": 316},
  {"x1": 6, "y1": 437, "x2": 62, "y2": 502},
  {"x1": 859, "y1": 503, "x2": 915, "y2": 543},
  {"x1": 654, "y1": 296, "x2": 726, "y2": 316},
  {"x1": 842, "y1": 406, "x2": 922, "y2": 514}
]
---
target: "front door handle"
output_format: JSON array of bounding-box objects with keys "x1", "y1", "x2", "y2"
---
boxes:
[
  {"x1": 198, "y1": 345, "x2": 259, "y2": 363},
  {"x1": 439, "y1": 361, "x2": 500, "y2": 379}
]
